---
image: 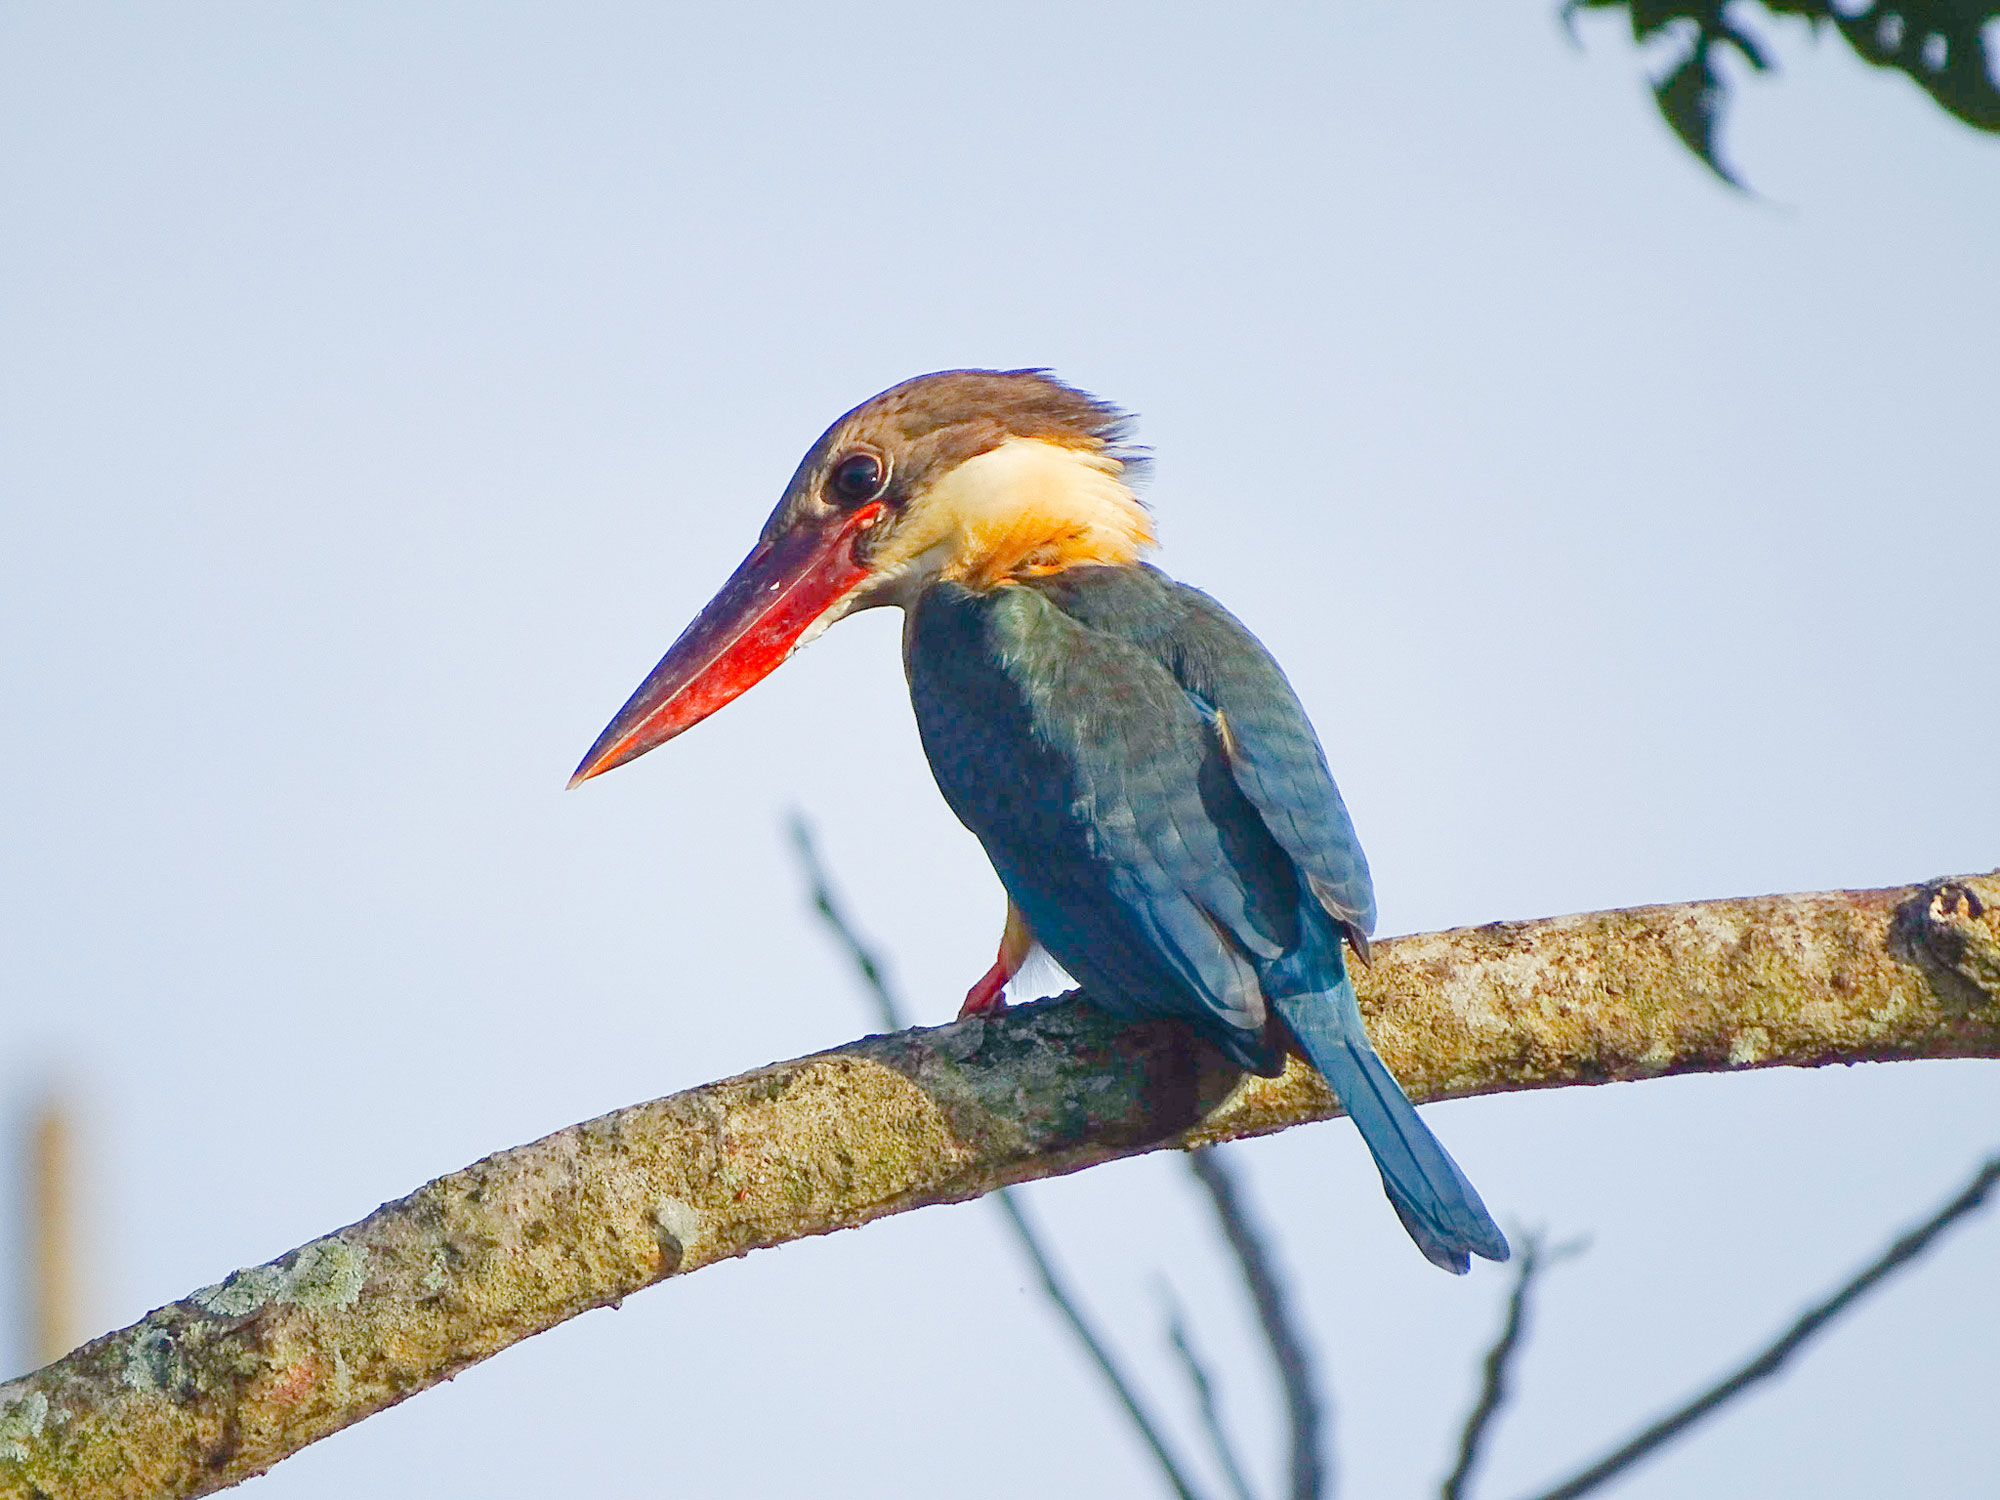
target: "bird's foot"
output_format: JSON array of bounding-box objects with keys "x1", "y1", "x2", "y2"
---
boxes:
[{"x1": 959, "y1": 960, "x2": 1011, "y2": 1018}]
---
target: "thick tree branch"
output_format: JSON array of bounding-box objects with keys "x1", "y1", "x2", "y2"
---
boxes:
[{"x1": 2, "y1": 873, "x2": 1995, "y2": 1500}]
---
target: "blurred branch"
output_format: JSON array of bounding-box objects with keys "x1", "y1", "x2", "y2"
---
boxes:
[
  {"x1": 1186, "y1": 1146, "x2": 1325, "y2": 1500},
  {"x1": 788, "y1": 817, "x2": 901, "y2": 1036},
  {"x1": 16, "y1": 1098, "x2": 81, "y2": 1375},
  {"x1": 992, "y1": 1193, "x2": 1208, "y2": 1500},
  {"x1": 789, "y1": 815, "x2": 1211, "y2": 1500},
  {"x1": 1518, "y1": 1152, "x2": 2000, "y2": 1500},
  {"x1": 1163, "y1": 1286, "x2": 1259, "y2": 1500},
  {"x1": 2, "y1": 872, "x2": 1997, "y2": 1500},
  {"x1": 1440, "y1": 1232, "x2": 1586, "y2": 1500}
]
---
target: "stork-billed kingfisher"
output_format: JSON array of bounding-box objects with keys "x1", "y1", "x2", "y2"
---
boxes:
[{"x1": 571, "y1": 370, "x2": 1508, "y2": 1273}]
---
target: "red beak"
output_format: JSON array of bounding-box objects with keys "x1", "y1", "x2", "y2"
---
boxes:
[{"x1": 568, "y1": 501, "x2": 886, "y2": 787}]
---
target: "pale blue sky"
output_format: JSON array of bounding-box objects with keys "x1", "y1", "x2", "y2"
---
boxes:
[{"x1": 3, "y1": 5, "x2": 1997, "y2": 1497}]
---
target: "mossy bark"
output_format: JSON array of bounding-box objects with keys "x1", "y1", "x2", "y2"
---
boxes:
[{"x1": 3, "y1": 873, "x2": 1995, "y2": 1500}]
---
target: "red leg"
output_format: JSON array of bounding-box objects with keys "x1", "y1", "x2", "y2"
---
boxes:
[
  {"x1": 960, "y1": 954, "x2": 1012, "y2": 1017},
  {"x1": 958, "y1": 899, "x2": 1035, "y2": 1019}
]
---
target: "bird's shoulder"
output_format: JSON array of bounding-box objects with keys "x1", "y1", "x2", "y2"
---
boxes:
[
  {"x1": 908, "y1": 570, "x2": 1193, "y2": 724},
  {"x1": 1007, "y1": 564, "x2": 1303, "y2": 721}
]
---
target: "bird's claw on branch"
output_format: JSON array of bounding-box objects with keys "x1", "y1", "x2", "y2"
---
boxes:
[{"x1": 960, "y1": 963, "x2": 1013, "y2": 1018}]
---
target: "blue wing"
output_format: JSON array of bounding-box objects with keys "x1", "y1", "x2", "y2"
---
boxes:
[
  {"x1": 1160, "y1": 581, "x2": 1377, "y2": 950},
  {"x1": 906, "y1": 577, "x2": 1303, "y2": 1071},
  {"x1": 1023, "y1": 566, "x2": 1375, "y2": 949}
]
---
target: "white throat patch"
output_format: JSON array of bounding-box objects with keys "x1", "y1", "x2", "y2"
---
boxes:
[{"x1": 866, "y1": 437, "x2": 1154, "y2": 602}]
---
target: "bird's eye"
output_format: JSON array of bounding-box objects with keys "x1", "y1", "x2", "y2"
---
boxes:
[{"x1": 829, "y1": 450, "x2": 888, "y2": 505}]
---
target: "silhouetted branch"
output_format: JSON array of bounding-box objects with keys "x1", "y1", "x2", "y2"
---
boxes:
[
  {"x1": 1163, "y1": 1286, "x2": 1258, "y2": 1500},
  {"x1": 1440, "y1": 1232, "x2": 1586, "y2": 1500},
  {"x1": 1518, "y1": 1153, "x2": 2000, "y2": 1500},
  {"x1": 2, "y1": 872, "x2": 1995, "y2": 1500},
  {"x1": 991, "y1": 1193, "x2": 1209, "y2": 1500},
  {"x1": 1186, "y1": 1146, "x2": 1325, "y2": 1500},
  {"x1": 790, "y1": 814, "x2": 1211, "y2": 1500}
]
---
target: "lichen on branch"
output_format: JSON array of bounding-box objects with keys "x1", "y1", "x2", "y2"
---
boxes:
[{"x1": 3, "y1": 873, "x2": 1995, "y2": 1500}]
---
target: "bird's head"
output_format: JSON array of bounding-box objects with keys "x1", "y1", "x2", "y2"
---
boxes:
[{"x1": 569, "y1": 369, "x2": 1152, "y2": 785}]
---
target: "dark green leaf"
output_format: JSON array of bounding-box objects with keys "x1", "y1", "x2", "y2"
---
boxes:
[
  {"x1": 1654, "y1": 31, "x2": 1748, "y2": 186},
  {"x1": 1573, "y1": 1, "x2": 2000, "y2": 185}
]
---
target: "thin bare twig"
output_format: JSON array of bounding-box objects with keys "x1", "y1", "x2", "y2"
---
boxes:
[
  {"x1": 1518, "y1": 1154, "x2": 2000, "y2": 1500},
  {"x1": 1163, "y1": 1285, "x2": 1259, "y2": 1500},
  {"x1": 787, "y1": 816, "x2": 900, "y2": 1035},
  {"x1": 994, "y1": 1192, "x2": 1209, "y2": 1500},
  {"x1": 1440, "y1": 1232, "x2": 1586, "y2": 1500},
  {"x1": 788, "y1": 814, "x2": 1211, "y2": 1500},
  {"x1": 1186, "y1": 1146, "x2": 1326, "y2": 1500}
]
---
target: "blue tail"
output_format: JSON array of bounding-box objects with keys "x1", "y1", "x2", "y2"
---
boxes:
[{"x1": 1272, "y1": 975, "x2": 1509, "y2": 1274}]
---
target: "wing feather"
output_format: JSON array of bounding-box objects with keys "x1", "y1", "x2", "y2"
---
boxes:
[
  {"x1": 1163, "y1": 582, "x2": 1378, "y2": 945},
  {"x1": 906, "y1": 580, "x2": 1293, "y2": 1063}
]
